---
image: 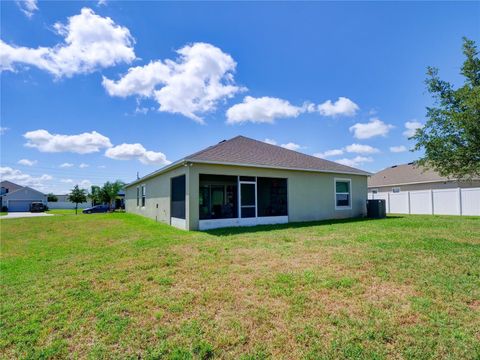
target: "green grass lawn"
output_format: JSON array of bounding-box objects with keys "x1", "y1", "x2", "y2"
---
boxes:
[
  {"x1": 0, "y1": 212, "x2": 7, "y2": 216},
  {"x1": 46, "y1": 209, "x2": 83, "y2": 215},
  {"x1": 1, "y1": 214, "x2": 479, "y2": 359}
]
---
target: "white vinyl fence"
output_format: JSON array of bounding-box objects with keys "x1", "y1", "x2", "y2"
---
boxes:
[
  {"x1": 368, "y1": 188, "x2": 480, "y2": 216},
  {"x1": 47, "y1": 201, "x2": 90, "y2": 209}
]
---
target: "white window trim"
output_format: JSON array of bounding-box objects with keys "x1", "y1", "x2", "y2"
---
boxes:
[{"x1": 334, "y1": 177, "x2": 352, "y2": 210}]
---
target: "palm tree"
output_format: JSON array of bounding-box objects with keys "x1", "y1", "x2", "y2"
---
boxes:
[
  {"x1": 88, "y1": 185, "x2": 102, "y2": 206},
  {"x1": 101, "y1": 180, "x2": 125, "y2": 211}
]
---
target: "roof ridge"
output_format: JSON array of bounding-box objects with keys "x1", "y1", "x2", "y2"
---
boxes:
[
  {"x1": 235, "y1": 136, "x2": 368, "y2": 173},
  {"x1": 184, "y1": 135, "x2": 244, "y2": 160}
]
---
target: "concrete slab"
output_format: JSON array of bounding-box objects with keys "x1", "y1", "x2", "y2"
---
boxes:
[{"x1": 0, "y1": 212, "x2": 54, "y2": 219}]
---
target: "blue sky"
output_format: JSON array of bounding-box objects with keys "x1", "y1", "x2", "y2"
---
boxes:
[{"x1": 1, "y1": 1, "x2": 479, "y2": 194}]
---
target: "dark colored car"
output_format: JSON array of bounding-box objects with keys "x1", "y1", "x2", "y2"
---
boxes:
[
  {"x1": 30, "y1": 202, "x2": 47, "y2": 212},
  {"x1": 82, "y1": 205, "x2": 110, "y2": 214}
]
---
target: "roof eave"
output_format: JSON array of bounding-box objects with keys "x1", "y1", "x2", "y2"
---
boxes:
[{"x1": 125, "y1": 159, "x2": 187, "y2": 188}]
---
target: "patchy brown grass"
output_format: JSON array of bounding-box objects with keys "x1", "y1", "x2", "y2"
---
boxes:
[{"x1": 1, "y1": 213, "x2": 479, "y2": 359}]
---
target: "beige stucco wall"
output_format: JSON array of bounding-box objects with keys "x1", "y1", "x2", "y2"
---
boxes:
[
  {"x1": 125, "y1": 163, "x2": 368, "y2": 230},
  {"x1": 368, "y1": 180, "x2": 480, "y2": 193},
  {"x1": 187, "y1": 163, "x2": 367, "y2": 230},
  {"x1": 125, "y1": 166, "x2": 188, "y2": 225}
]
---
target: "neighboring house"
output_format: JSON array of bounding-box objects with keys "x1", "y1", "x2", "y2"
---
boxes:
[
  {"x1": 48, "y1": 194, "x2": 90, "y2": 210},
  {"x1": 125, "y1": 136, "x2": 370, "y2": 230},
  {"x1": 368, "y1": 163, "x2": 480, "y2": 194},
  {"x1": 55, "y1": 194, "x2": 70, "y2": 202},
  {"x1": 0, "y1": 181, "x2": 47, "y2": 212}
]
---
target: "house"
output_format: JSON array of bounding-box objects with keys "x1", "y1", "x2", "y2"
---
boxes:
[
  {"x1": 125, "y1": 136, "x2": 371, "y2": 230},
  {"x1": 368, "y1": 163, "x2": 480, "y2": 194},
  {"x1": 0, "y1": 180, "x2": 47, "y2": 212}
]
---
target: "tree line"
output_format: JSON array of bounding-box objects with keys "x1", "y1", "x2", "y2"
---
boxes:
[{"x1": 67, "y1": 180, "x2": 125, "y2": 214}]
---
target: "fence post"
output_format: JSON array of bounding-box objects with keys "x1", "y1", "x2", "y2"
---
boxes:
[
  {"x1": 430, "y1": 189, "x2": 434, "y2": 215},
  {"x1": 387, "y1": 192, "x2": 390, "y2": 213},
  {"x1": 407, "y1": 191, "x2": 411, "y2": 214},
  {"x1": 458, "y1": 188, "x2": 462, "y2": 216}
]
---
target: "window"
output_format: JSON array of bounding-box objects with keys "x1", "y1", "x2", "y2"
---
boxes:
[
  {"x1": 141, "y1": 185, "x2": 146, "y2": 207},
  {"x1": 199, "y1": 175, "x2": 238, "y2": 219},
  {"x1": 257, "y1": 177, "x2": 288, "y2": 217},
  {"x1": 171, "y1": 175, "x2": 186, "y2": 219},
  {"x1": 136, "y1": 187, "x2": 140, "y2": 207},
  {"x1": 335, "y1": 179, "x2": 351, "y2": 209},
  {"x1": 392, "y1": 187, "x2": 400, "y2": 193}
]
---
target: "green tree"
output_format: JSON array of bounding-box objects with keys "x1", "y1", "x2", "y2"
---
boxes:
[
  {"x1": 101, "y1": 180, "x2": 125, "y2": 211},
  {"x1": 47, "y1": 193, "x2": 58, "y2": 202},
  {"x1": 412, "y1": 37, "x2": 480, "y2": 179},
  {"x1": 88, "y1": 185, "x2": 102, "y2": 206},
  {"x1": 68, "y1": 185, "x2": 88, "y2": 215}
]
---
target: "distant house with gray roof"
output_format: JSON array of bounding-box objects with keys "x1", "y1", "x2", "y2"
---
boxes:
[
  {"x1": 0, "y1": 180, "x2": 47, "y2": 211},
  {"x1": 368, "y1": 163, "x2": 480, "y2": 194},
  {"x1": 125, "y1": 135, "x2": 371, "y2": 230}
]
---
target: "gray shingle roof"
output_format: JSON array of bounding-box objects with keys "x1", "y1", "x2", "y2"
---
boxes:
[
  {"x1": 127, "y1": 136, "x2": 370, "y2": 187},
  {"x1": 185, "y1": 136, "x2": 370, "y2": 175},
  {"x1": 368, "y1": 163, "x2": 446, "y2": 187}
]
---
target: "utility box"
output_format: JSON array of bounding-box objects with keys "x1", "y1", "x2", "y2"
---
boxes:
[{"x1": 367, "y1": 199, "x2": 386, "y2": 219}]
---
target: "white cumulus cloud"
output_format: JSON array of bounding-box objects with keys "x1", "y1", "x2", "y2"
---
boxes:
[
  {"x1": 1, "y1": 8, "x2": 135, "y2": 77},
  {"x1": 313, "y1": 149, "x2": 344, "y2": 158},
  {"x1": 403, "y1": 120, "x2": 423, "y2": 138},
  {"x1": 263, "y1": 139, "x2": 302, "y2": 151},
  {"x1": 18, "y1": 159, "x2": 37, "y2": 166},
  {"x1": 314, "y1": 143, "x2": 379, "y2": 159},
  {"x1": 280, "y1": 142, "x2": 302, "y2": 151},
  {"x1": 316, "y1": 97, "x2": 359, "y2": 117},
  {"x1": 344, "y1": 143, "x2": 379, "y2": 154},
  {"x1": 227, "y1": 96, "x2": 303, "y2": 124},
  {"x1": 103, "y1": 42, "x2": 243, "y2": 123},
  {"x1": 349, "y1": 118, "x2": 394, "y2": 139},
  {"x1": 390, "y1": 145, "x2": 408, "y2": 153},
  {"x1": 16, "y1": 0, "x2": 38, "y2": 18},
  {"x1": 0, "y1": 166, "x2": 52, "y2": 190},
  {"x1": 60, "y1": 162, "x2": 74, "y2": 168},
  {"x1": 227, "y1": 96, "x2": 359, "y2": 124},
  {"x1": 79, "y1": 179, "x2": 92, "y2": 189},
  {"x1": 79, "y1": 163, "x2": 89, "y2": 168},
  {"x1": 61, "y1": 178, "x2": 74, "y2": 183},
  {"x1": 335, "y1": 156, "x2": 373, "y2": 168},
  {"x1": 24, "y1": 129, "x2": 112, "y2": 154},
  {"x1": 105, "y1": 143, "x2": 171, "y2": 166}
]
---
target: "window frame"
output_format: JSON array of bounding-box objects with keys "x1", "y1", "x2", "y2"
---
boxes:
[
  {"x1": 171, "y1": 175, "x2": 186, "y2": 220},
  {"x1": 334, "y1": 178, "x2": 352, "y2": 210},
  {"x1": 136, "y1": 186, "x2": 140, "y2": 207},
  {"x1": 141, "y1": 184, "x2": 146, "y2": 207},
  {"x1": 238, "y1": 176, "x2": 257, "y2": 218}
]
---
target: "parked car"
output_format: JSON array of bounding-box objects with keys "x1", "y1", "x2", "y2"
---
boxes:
[
  {"x1": 82, "y1": 205, "x2": 110, "y2": 214},
  {"x1": 30, "y1": 202, "x2": 47, "y2": 212}
]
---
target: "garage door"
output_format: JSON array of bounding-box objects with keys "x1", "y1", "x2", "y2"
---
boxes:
[{"x1": 8, "y1": 200, "x2": 33, "y2": 212}]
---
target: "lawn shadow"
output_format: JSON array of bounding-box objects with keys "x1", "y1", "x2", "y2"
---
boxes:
[{"x1": 204, "y1": 215, "x2": 404, "y2": 236}]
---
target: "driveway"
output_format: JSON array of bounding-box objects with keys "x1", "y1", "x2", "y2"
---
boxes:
[{"x1": 1, "y1": 212, "x2": 54, "y2": 219}]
